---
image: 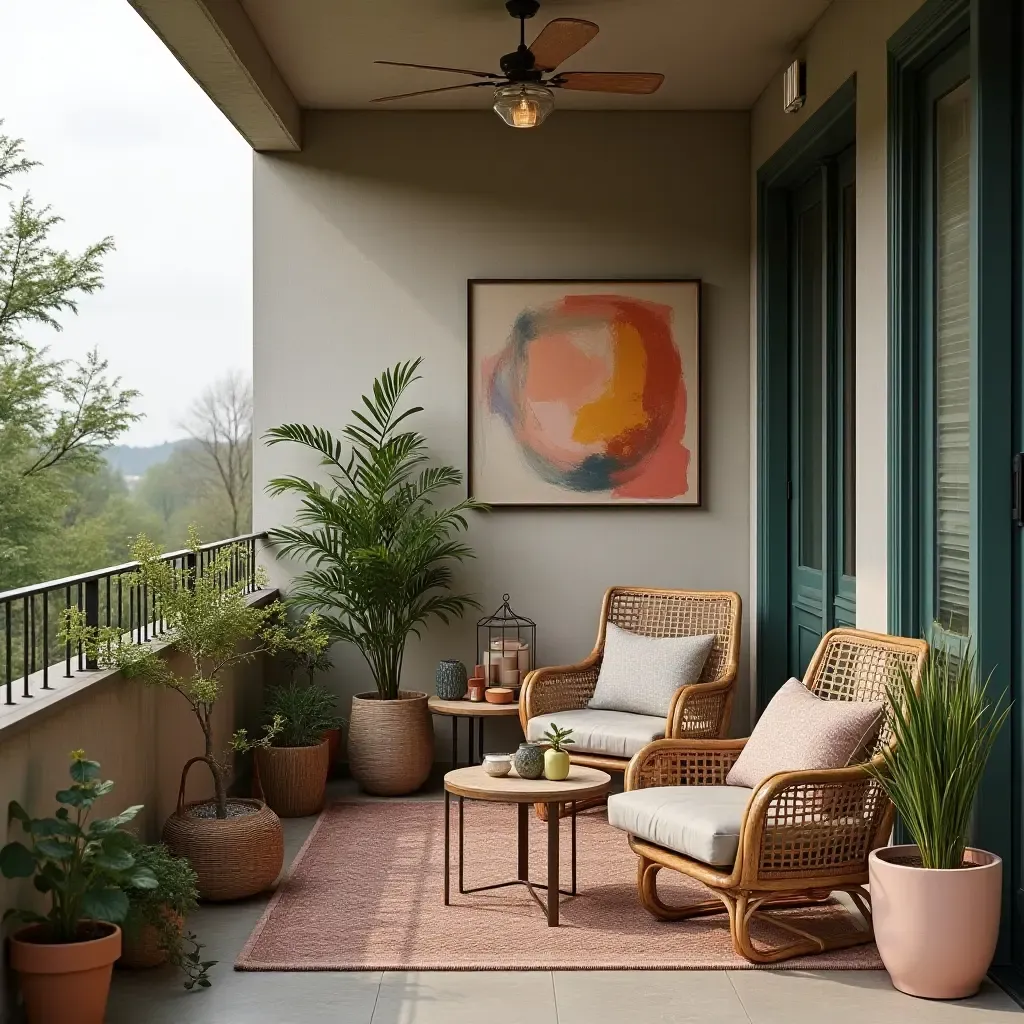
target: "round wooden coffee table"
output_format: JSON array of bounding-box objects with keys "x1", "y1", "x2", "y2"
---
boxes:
[
  {"x1": 443, "y1": 764, "x2": 611, "y2": 926},
  {"x1": 428, "y1": 695, "x2": 521, "y2": 767}
]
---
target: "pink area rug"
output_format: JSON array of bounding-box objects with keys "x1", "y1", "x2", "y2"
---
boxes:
[{"x1": 236, "y1": 800, "x2": 883, "y2": 972}]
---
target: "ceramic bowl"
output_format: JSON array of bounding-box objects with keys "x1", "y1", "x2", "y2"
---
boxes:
[{"x1": 482, "y1": 754, "x2": 512, "y2": 777}]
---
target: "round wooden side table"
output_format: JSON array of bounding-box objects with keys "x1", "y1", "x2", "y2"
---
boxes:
[
  {"x1": 428, "y1": 695, "x2": 521, "y2": 767},
  {"x1": 442, "y1": 764, "x2": 611, "y2": 926}
]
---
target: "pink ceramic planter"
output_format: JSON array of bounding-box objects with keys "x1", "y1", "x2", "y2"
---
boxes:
[{"x1": 869, "y1": 844, "x2": 1002, "y2": 999}]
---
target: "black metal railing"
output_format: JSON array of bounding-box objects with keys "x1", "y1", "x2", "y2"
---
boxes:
[{"x1": 0, "y1": 533, "x2": 267, "y2": 707}]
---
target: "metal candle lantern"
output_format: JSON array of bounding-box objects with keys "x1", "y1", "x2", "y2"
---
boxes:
[{"x1": 477, "y1": 594, "x2": 536, "y2": 691}]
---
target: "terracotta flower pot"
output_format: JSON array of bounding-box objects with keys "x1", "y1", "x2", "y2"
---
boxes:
[
  {"x1": 869, "y1": 844, "x2": 1002, "y2": 999},
  {"x1": 118, "y1": 908, "x2": 183, "y2": 970},
  {"x1": 347, "y1": 690, "x2": 434, "y2": 796},
  {"x1": 322, "y1": 726, "x2": 342, "y2": 777},
  {"x1": 255, "y1": 740, "x2": 330, "y2": 817},
  {"x1": 11, "y1": 922, "x2": 121, "y2": 1024}
]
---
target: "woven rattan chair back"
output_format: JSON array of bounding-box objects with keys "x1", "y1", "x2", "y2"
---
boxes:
[
  {"x1": 603, "y1": 587, "x2": 741, "y2": 685},
  {"x1": 802, "y1": 629, "x2": 929, "y2": 757}
]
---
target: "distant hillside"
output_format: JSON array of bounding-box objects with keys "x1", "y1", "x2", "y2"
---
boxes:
[{"x1": 104, "y1": 440, "x2": 188, "y2": 478}]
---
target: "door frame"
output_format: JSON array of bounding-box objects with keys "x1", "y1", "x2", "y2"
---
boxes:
[
  {"x1": 755, "y1": 77, "x2": 856, "y2": 713},
  {"x1": 887, "y1": 0, "x2": 1018, "y2": 969}
]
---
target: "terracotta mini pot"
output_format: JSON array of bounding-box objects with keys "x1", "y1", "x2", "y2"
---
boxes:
[
  {"x1": 256, "y1": 740, "x2": 330, "y2": 817},
  {"x1": 347, "y1": 691, "x2": 434, "y2": 796},
  {"x1": 11, "y1": 922, "x2": 121, "y2": 1024},
  {"x1": 869, "y1": 844, "x2": 1002, "y2": 999},
  {"x1": 119, "y1": 908, "x2": 183, "y2": 970}
]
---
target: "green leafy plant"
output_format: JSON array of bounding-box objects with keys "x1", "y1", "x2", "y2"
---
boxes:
[
  {"x1": 124, "y1": 844, "x2": 216, "y2": 990},
  {"x1": 869, "y1": 641, "x2": 1010, "y2": 869},
  {"x1": 60, "y1": 529, "x2": 329, "y2": 818},
  {"x1": 0, "y1": 751, "x2": 157, "y2": 943},
  {"x1": 263, "y1": 681, "x2": 341, "y2": 748},
  {"x1": 284, "y1": 613, "x2": 335, "y2": 686},
  {"x1": 264, "y1": 359, "x2": 487, "y2": 699},
  {"x1": 543, "y1": 725, "x2": 575, "y2": 752}
]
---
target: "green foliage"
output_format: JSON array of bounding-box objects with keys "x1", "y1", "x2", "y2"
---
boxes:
[
  {"x1": 869, "y1": 642, "x2": 1010, "y2": 870},
  {"x1": 0, "y1": 126, "x2": 139, "y2": 592},
  {"x1": 60, "y1": 530, "x2": 329, "y2": 818},
  {"x1": 542, "y1": 725, "x2": 575, "y2": 753},
  {"x1": 124, "y1": 844, "x2": 216, "y2": 990},
  {"x1": 264, "y1": 359, "x2": 487, "y2": 699},
  {"x1": 264, "y1": 681, "x2": 341, "y2": 748},
  {"x1": 0, "y1": 751, "x2": 157, "y2": 944}
]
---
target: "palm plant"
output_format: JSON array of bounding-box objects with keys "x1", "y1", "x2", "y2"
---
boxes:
[
  {"x1": 264, "y1": 359, "x2": 486, "y2": 700},
  {"x1": 870, "y1": 642, "x2": 1009, "y2": 869}
]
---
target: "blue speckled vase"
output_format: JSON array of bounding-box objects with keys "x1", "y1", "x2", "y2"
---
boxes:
[
  {"x1": 514, "y1": 742, "x2": 545, "y2": 780},
  {"x1": 435, "y1": 659, "x2": 468, "y2": 701}
]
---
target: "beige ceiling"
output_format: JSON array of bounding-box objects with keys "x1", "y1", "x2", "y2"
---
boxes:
[{"x1": 238, "y1": 0, "x2": 831, "y2": 111}]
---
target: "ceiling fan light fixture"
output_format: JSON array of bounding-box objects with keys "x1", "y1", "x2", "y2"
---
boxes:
[{"x1": 493, "y1": 82, "x2": 554, "y2": 128}]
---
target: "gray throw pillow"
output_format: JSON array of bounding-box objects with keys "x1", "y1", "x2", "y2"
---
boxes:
[
  {"x1": 725, "y1": 678, "x2": 884, "y2": 788},
  {"x1": 588, "y1": 622, "x2": 716, "y2": 719}
]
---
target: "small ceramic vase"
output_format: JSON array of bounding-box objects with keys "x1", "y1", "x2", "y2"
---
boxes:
[
  {"x1": 514, "y1": 742, "x2": 545, "y2": 780},
  {"x1": 544, "y1": 747, "x2": 570, "y2": 781},
  {"x1": 435, "y1": 659, "x2": 468, "y2": 701},
  {"x1": 467, "y1": 678, "x2": 486, "y2": 702}
]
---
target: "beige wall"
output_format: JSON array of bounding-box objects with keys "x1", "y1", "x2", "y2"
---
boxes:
[
  {"x1": 253, "y1": 110, "x2": 753, "y2": 741},
  {"x1": 749, "y1": 0, "x2": 928, "y2": 640}
]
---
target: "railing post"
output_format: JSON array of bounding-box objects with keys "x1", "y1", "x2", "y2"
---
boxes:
[
  {"x1": 84, "y1": 579, "x2": 99, "y2": 670},
  {"x1": 185, "y1": 551, "x2": 197, "y2": 591}
]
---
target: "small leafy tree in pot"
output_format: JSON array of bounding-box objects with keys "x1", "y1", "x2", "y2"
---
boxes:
[
  {"x1": 263, "y1": 359, "x2": 487, "y2": 700},
  {"x1": 0, "y1": 751, "x2": 157, "y2": 941},
  {"x1": 61, "y1": 529, "x2": 329, "y2": 819}
]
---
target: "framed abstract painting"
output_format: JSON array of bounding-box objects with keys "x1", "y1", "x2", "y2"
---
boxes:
[{"x1": 468, "y1": 279, "x2": 701, "y2": 507}]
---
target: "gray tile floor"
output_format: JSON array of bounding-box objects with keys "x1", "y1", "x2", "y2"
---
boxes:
[{"x1": 100, "y1": 778, "x2": 1022, "y2": 1024}]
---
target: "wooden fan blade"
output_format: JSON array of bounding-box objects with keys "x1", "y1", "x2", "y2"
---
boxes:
[
  {"x1": 374, "y1": 60, "x2": 502, "y2": 80},
  {"x1": 371, "y1": 81, "x2": 494, "y2": 102},
  {"x1": 529, "y1": 18, "x2": 599, "y2": 72},
  {"x1": 552, "y1": 72, "x2": 665, "y2": 95}
]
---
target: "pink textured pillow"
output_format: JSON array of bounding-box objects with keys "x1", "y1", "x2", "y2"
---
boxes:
[{"x1": 726, "y1": 678, "x2": 884, "y2": 788}]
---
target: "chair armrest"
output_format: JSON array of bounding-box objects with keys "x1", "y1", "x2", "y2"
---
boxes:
[
  {"x1": 666, "y1": 676, "x2": 737, "y2": 739},
  {"x1": 519, "y1": 658, "x2": 600, "y2": 733},
  {"x1": 624, "y1": 738, "x2": 748, "y2": 791},
  {"x1": 738, "y1": 761, "x2": 893, "y2": 886}
]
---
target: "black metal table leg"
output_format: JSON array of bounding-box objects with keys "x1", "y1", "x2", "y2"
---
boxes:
[
  {"x1": 444, "y1": 790, "x2": 450, "y2": 905},
  {"x1": 518, "y1": 802, "x2": 529, "y2": 881},
  {"x1": 547, "y1": 801, "x2": 559, "y2": 926},
  {"x1": 458, "y1": 795, "x2": 465, "y2": 894},
  {"x1": 451, "y1": 717, "x2": 458, "y2": 769},
  {"x1": 466, "y1": 718, "x2": 474, "y2": 767},
  {"x1": 571, "y1": 800, "x2": 577, "y2": 895},
  {"x1": 478, "y1": 717, "x2": 485, "y2": 762}
]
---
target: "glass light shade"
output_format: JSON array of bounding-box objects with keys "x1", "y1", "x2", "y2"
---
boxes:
[{"x1": 493, "y1": 83, "x2": 555, "y2": 129}]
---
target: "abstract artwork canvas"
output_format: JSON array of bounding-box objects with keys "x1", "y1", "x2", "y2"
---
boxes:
[{"x1": 469, "y1": 280, "x2": 701, "y2": 507}]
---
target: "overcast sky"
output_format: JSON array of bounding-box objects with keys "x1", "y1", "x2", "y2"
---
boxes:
[{"x1": 1, "y1": 0, "x2": 252, "y2": 446}]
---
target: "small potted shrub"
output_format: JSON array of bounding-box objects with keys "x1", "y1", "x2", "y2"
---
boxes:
[
  {"x1": 249, "y1": 680, "x2": 341, "y2": 817},
  {"x1": 868, "y1": 642, "x2": 1009, "y2": 999},
  {"x1": 542, "y1": 725, "x2": 575, "y2": 781},
  {"x1": 0, "y1": 752, "x2": 157, "y2": 1024},
  {"x1": 283, "y1": 616, "x2": 343, "y2": 775},
  {"x1": 265, "y1": 359, "x2": 486, "y2": 796},
  {"x1": 120, "y1": 844, "x2": 216, "y2": 990},
  {"x1": 62, "y1": 529, "x2": 329, "y2": 900}
]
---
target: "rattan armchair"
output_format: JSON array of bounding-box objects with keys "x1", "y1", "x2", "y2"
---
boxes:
[
  {"x1": 519, "y1": 587, "x2": 742, "y2": 779},
  {"x1": 621, "y1": 628, "x2": 928, "y2": 964}
]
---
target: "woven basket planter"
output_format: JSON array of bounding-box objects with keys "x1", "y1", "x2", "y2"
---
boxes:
[
  {"x1": 255, "y1": 740, "x2": 330, "y2": 818},
  {"x1": 118, "y1": 909, "x2": 183, "y2": 970},
  {"x1": 348, "y1": 690, "x2": 434, "y2": 796},
  {"x1": 161, "y1": 757, "x2": 284, "y2": 902}
]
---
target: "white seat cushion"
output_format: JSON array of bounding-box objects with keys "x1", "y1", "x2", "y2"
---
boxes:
[
  {"x1": 607, "y1": 785, "x2": 753, "y2": 866},
  {"x1": 526, "y1": 709, "x2": 665, "y2": 760}
]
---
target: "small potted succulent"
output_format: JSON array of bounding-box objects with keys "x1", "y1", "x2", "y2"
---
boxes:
[
  {"x1": 0, "y1": 752, "x2": 157, "y2": 1024},
  {"x1": 868, "y1": 641, "x2": 1009, "y2": 999},
  {"x1": 120, "y1": 843, "x2": 216, "y2": 990},
  {"x1": 542, "y1": 725, "x2": 575, "y2": 781},
  {"x1": 249, "y1": 679, "x2": 342, "y2": 817}
]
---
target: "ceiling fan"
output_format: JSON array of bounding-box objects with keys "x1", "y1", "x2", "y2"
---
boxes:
[{"x1": 372, "y1": 0, "x2": 664, "y2": 129}]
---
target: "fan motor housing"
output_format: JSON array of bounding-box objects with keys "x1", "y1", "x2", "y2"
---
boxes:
[{"x1": 500, "y1": 47, "x2": 543, "y2": 80}]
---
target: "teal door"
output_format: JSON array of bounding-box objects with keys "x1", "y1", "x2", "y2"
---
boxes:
[{"x1": 787, "y1": 148, "x2": 857, "y2": 679}]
